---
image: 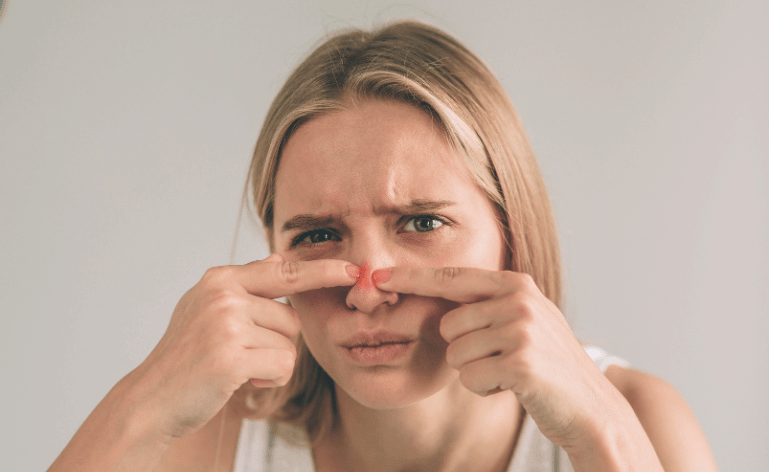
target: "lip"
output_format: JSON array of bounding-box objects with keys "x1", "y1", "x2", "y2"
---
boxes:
[
  {"x1": 340, "y1": 330, "x2": 414, "y2": 348},
  {"x1": 340, "y1": 330, "x2": 415, "y2": 364}
]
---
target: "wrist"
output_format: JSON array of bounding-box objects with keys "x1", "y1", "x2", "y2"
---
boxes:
[
  {"x1": 115, "y1": 364, "x2": 178, "y2": 447},
  {"x1": 47, "y1": 370, "x2": 172, "y2": 472},
  {"x1": 564, "y1": 396, "x2": 663, "y2": 472}
]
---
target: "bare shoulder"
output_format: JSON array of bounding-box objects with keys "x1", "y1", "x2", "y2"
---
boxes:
[
  {"x1": 605, "y1": 365, "x2": 719, "y2": 472},
  {"x1": 154, "y1": 405, "x2": 243, "y2": 472}
]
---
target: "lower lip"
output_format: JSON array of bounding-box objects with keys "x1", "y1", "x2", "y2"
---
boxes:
[{"x1": 343, "y1": 342, "x2": 413, "y2": 364}]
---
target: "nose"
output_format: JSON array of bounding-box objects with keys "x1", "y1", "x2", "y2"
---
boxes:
[{"x1": 345, "y1": 261, "x2": 399, "y2": 313}]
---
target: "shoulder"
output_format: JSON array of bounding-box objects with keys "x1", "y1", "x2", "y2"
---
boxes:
[{"x1": 604, "y1": 365, "x2": 719, "y2": 471}]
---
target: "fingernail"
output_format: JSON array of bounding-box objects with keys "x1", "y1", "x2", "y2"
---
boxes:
[
  {"x1": 371, "y1": 268, "x2": 391, "y2": 285},
  {"x1": 345, "y1": 264, "x2": 361, "y2": 279}
]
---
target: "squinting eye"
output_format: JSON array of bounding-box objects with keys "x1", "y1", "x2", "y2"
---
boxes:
[
  {"x1": 294, "y1": 229, "x2": 340, "y2": 246},
  {"x1": 404, "y1": 216, "x2": 444, "y2": 233}
]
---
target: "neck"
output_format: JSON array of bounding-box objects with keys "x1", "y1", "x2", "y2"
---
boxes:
[{"x1": 315, "y1": 378, "x2": 523, "y2": 472}]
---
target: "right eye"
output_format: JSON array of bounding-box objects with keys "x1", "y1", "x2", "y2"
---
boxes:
[{"x1": 291, "y1": 229, "x2": 341, "y2": 247}]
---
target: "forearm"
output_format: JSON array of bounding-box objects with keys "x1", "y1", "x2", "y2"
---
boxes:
[
  {"x1": 47, "y1": 369, "x2": 171, "y2": 472},
  {"x1": 565, "y1": 397, "x2": 664, "y2": 472}
]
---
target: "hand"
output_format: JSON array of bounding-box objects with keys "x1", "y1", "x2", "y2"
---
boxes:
[
  {"x1": 132, "y1": 254, "x2": 357, "y2": 442},
  {"x1": 374, "y1": 267, "x2": 629, "y2": 450}
]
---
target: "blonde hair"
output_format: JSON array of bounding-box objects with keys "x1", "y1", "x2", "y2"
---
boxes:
[{"x1": 230, "y1": 20, "x2": 562, "y2": 442}]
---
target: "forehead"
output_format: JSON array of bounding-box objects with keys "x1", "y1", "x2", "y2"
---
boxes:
[{"x1": 273, "y1": 99, "x2": 476, "y2": 221}]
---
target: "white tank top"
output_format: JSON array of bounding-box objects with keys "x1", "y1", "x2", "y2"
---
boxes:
[{"x1": 232, "y1": 345, "x2": 630, "y2": 472}]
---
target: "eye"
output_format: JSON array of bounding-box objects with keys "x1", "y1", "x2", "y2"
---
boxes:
[
  {"x1": 291, "y1": 229, "x2": 340, "y2": 247},
  {"x1": 403, "y1": 215, "x2": 444, "y2": 233}
]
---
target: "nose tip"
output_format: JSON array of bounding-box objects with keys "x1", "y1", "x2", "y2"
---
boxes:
[{"x1": 346, "y1": 263, "x2": 398, "y2": 312}]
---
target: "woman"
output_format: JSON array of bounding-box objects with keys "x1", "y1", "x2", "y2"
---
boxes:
[{"x1": 48, "y1": 20, "x2": 718, "y2": 472}]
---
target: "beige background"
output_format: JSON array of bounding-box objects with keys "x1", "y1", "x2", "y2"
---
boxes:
[{"x1": 1, "y1": 1, "x2": 767, "y2": 470}]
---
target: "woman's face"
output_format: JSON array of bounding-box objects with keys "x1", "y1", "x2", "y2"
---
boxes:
[{"x1": 272, "y1": 99, "x2": 507, "y2": 409}]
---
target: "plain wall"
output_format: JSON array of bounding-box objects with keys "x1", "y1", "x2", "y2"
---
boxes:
[{"x1": 1, "y1": 1, "x2": 767, "y2": 470}]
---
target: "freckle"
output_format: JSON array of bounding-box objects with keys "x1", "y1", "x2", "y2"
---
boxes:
[{"x1": 355, "y1": 262, "x2": 374, "y2": 290}]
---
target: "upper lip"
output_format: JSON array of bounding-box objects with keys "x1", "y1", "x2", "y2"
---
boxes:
[{"x1": 340, "y1": 330, "x2": 414, "y2": 348}]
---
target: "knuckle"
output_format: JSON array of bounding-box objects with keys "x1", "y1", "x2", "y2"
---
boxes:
[
  {"x1": 283, "y1": 305, "x2": 302, "y2": 331},
  {"x1": 458, "y1": 366, "x2": 484, "y2": 394},
  {"x1": 210, "y1": 347, "x2": 238, "y2": 373},
  {"x1": 272, "y1": 349, "x2": 297, "y2": 384},
  {"x1": 209, "y1": 290, "x2": 242, "y2": 315},
  {"x1": 438, "y1": 312, "x2": 455, "y2": 340},
  {"x1": 222, "y1": 316, "x2": 243, "y2": 339},
  {"x1": 444, "y1": 342, "x2": 458, "y2": 367},
  {"x1": 277, "y1": 334, "x2": 298, "y2": 356},
  {"x1": 516, "y1": 322, "x2": 535, "y2": 348},
  {"x1": 201, "y1": 265, "x2": 236, "y2": 285},
  {"x1": 504, "y1": 291, "x2": 535, "y2": 320},
  {"x1": 434, "y1": 267, "x2": 461, "y2": 284},
  {"x1": 499, "y1": 270, "x2": 518, "y2": 287},
  {"x1": 287, "y1": 313, "x2": 302, "y2": 338},
  {"x1": 217, "y1": 314, "x2": 244, "y2": 342},
  {"x1": 519, "y1": 272, "x2": 538, "y2": 290},
  {"x1": 275, "y1": 261, "x2": 301, "y2": 285}
]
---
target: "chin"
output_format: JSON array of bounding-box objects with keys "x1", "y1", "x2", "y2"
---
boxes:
[{"x1": 332, "y1": 364, "x2": 459, "y2": 410}]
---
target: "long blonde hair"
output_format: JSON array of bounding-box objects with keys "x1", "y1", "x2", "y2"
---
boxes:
[{"x1": 230, "y1": 20, "x2": 562, "y2": 442}]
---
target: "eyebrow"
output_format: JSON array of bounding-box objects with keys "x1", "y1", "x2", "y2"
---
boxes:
[{"x1": 279, "y1": 199, "x2": 457, "y2": 233}]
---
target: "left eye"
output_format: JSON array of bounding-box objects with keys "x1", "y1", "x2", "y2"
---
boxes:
[{"x1": 403, "y1": 216, "x2": 443, "y2": 233}]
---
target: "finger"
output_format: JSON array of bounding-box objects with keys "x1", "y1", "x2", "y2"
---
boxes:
[
  {"x1": 241, "y1": 347, "x2": 296, "y2": 385},
  {"x1": 459, "y1": 354, "x2": 513, "y2": 396},
  {"x1": 374, "y1": 266, "x2": 517, "y2": 303},
  {"x1": 249, "y1": 297, "x2": 301, "y2": 339},
  {"x1": 262, "y1": 253, "x2": 285, "y2": 263},
  {"x1": 242, "y1": 324, "x2": 297, "y2": 353},
  {"x1": 445, "y1": 327, "x2": 510, "y2": 370},
  {"x1": 439, "y1": 302, "x2": 495, "y2": 343},
  {"x1": 235, "y1": 256, "x2": 358, "y2": 299}
]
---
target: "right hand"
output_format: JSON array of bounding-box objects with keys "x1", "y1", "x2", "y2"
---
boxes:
[{"x1": 131, "y1": 253, "x2": 357, "y2": 443}]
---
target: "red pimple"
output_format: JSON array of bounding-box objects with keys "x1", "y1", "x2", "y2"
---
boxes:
[{"x1": 354, "y1": 262, "x2": 374, "y2": 290}]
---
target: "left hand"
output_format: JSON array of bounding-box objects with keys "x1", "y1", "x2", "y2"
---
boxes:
[{"x1": 374, "y1": 266, "x2": 632, "y2": 450}]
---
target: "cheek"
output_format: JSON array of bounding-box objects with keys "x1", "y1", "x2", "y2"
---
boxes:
[
  {"x1": 288, "y1": 287, "x2": 347, "y2": 338},
  {"x1": 434, "y1": 231, "x2": 506, "y2": 273}
]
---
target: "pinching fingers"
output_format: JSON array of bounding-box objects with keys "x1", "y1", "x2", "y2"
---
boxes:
[{"x1": 374, "y1": 266, "x2": 508, "y2": 303}]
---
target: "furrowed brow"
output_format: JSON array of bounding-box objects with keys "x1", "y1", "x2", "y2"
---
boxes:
[
  {"x1": 280, "y1": 215, "x2": 340, "y2": 233},
  {"x1": 279, "y1": 200, "x2": 456, "y2": 233},
  {"x1": 379, "y1": 199, "x2": 457, "y2": 215}
]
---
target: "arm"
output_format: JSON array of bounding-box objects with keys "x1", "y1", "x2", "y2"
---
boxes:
[
  {"x1": 47, "y1": 368, "x2": 171, "y2": 472},
  {"x1": 375, "y1": 267, "x2": 718, "y2": 472},
  {"x1": 603, "y1": 366, "x2": 719, "y2": 472},
  {"x1": 563, "y1": 366, "x2": 718, "y2": 472},
  {"x1": 46, "y1": 255, "x2": 358, "y2": 472}
]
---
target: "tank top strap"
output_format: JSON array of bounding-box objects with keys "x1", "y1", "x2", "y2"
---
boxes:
[
  {"x1": 232, "y1": 417, "x2": 269, "y2": 472},
  {"x1": 583, "y1": 345, "x2": 631, "y2": 373}
]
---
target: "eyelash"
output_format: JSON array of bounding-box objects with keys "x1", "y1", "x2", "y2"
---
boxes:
[{"x1": 289, "y1": 214, "x2": 449, "y2": 248}]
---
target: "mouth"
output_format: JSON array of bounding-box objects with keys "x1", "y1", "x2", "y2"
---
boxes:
[
  {"x1": 340, "y1": 330, "x2": 415, "y2": 364},
  {"x1": 341, "y1": 330, "x2": 413, "y2": 349}
]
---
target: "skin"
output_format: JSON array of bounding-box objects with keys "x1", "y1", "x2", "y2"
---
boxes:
[
  {"x1": 270, "y1": 98, "x2": 718, "y2": 472},
  {"x1": 47, "y1": 256, "x2": 359, "y2": 472},
  {"x1": 273, "y1": 98, "x2": 520, "y2": 471},
  {"x1": 47, "y1": 98, "x2": 719, "y2": 472}
]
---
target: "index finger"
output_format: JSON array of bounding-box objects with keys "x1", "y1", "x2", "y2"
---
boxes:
[
  {"x1": 236, "y1": 257, "x2": 357, "y2": 299},
  {"x1": 374, "y1": 266, "x2": 510, "y2": 303}
]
